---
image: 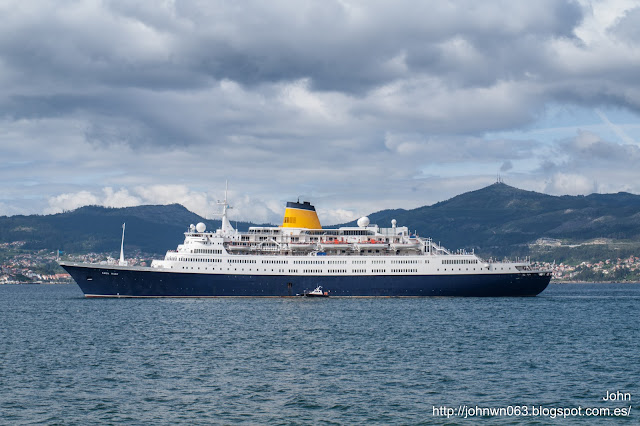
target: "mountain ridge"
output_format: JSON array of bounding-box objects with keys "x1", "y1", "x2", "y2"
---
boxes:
[
  {"x1": 338, "y1": 182, "x2": 640, "y2": 254},
  {"x1": 2, "y1": 182, "x2": 640, "y2": 256}
]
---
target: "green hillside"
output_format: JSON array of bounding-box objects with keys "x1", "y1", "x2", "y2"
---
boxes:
[
  {"x1": 0, "y1": 204, "x2": 263, "y2": 254},
  {"x1": 2, "y1": 182, "x2": 640, "y2": 261},
  {"x1": 340, "y1": 182, "x2": 640, "y2": 258}
]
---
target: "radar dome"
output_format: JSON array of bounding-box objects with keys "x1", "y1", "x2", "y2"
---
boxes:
[
  {"x1": 357, "y1": 216, "x2": 370, "y2": 227},
  {"x1": 196, "y1": 222, "x2": 206, "y2": 233},
  {"x1": 391, "y1": 219, "x2": 397, "y2": 227}
]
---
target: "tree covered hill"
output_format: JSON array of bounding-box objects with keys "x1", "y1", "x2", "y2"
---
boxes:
[
  {"x1": 2, "y1": 182, "x2": 640, "y2": 257},
  {"x1": 0, "y1": 204, "x2": 262, "y2": 254}
]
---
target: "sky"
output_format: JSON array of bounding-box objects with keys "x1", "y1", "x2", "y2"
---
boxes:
[{"x1": 1, "y1": 0, "x2": 640, "y2": 225}]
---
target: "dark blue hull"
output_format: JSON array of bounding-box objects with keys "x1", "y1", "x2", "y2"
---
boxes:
[{"x1": 60, "y1": 263, "x2": 551, "y2": 297}]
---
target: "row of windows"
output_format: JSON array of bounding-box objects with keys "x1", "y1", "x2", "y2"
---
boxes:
[
  {"x1": 179, "y1": 257, "x2": 221, "y2": 263},
  {"x1": 250, "y1": 229, "x2": 282, "y2": 234},
  {"x1": 173, "y1": 257, "x2": 429, "y2": 266},
  {"x1": 439, "y1": 268, "x2": 478, "y2": 272},
  {"x1": 342, "y1": 230, "x2": 372, "y2": 235},
  {"x1": 193, "y1": 249, "x2": 223, "y2": 254},
  {"x1": 442, "y1": 259, "x2": 478, "y2": 264},
  {"x1": 173, "y1": 266, "x2": 435, "y2": 274},
  {"x1": 306, "y1": 230, "x2": 340, "y2": 236}
]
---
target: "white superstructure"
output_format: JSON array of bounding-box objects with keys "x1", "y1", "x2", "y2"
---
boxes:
[{"x1": 150, "y1": 197, "x2": 536, "y2": 278}]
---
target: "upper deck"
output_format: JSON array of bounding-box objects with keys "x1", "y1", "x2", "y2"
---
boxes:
[{"x1": 149, "y1": 197, "x2": 543, "y2": 275}]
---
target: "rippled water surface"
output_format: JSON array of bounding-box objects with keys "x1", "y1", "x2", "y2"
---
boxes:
[{"x1": 1, "y1": 283, "x2": 639, "y2": 424}]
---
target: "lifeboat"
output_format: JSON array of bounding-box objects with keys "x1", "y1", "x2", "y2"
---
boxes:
[
  {"x1": 318, "y1": 239, "x2": 353, "y2": 251},
  {"x1": 225, "y1": 243, "x2": 251, "y2": 251},
  {"x1": 390, "y1": 240, "x2": 421, "y2": 251},
  {"x1": 288, "y1": 242, "x2": 316, "y2": 251},
  {"x1": 354, "y1": 239, "x2": 388, "y2": 250}
]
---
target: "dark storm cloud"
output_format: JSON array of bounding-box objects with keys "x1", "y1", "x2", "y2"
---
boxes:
[
  {"x1": 3, "y1": 94, "x2": 121, "y2": 120},
  {"x1": 403, "y1": 1, "x2": 583, "y2": 86},
  {"x1": 1, "y1": 0, "x2": 585, "y2": 94},
  {"x1": 176, "y1": 0, "x2": 584, "y2": 92},
  {"x1": 0, "y1": 0, "x2": 595, "y2": 147}
]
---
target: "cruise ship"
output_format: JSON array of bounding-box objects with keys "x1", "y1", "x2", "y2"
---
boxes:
[{"x1": 60, "y1": 194, "x2": 551, "y2": 297}]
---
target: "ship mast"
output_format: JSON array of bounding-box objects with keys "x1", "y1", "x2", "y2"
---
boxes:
[
  {"x1": 119, "y1": 223, "x2": 128, "y2": 266},
  {"x1": 217, "y1": 181, "x2": 235, "y2": 235}
]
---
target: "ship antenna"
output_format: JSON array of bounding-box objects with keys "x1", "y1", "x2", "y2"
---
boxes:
[
  {"x1": 224, "y1": 180, "x2": 228, "y2": 206},
  {"x1": 119, "y1": 223, "x2": 128, "y2": 266},
  {"x1": 222, "y1": 180, "x2": 229, "y2": 215}
]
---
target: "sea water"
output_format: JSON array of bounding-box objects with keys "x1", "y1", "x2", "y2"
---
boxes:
[{"x1": 1, "y1": 283, "x2": 638, "y2": 424}]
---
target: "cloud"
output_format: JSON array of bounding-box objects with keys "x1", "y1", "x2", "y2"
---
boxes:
[
  {"x1": 41, "y1": 184, "x2": 288, "y2": 224},
  {"x1": 132, "y1": 185, "x2": 214, "y2": 219},
  {"x1": 544, "y1": 173, "x2": 596, "y2": 195},
  {"x1": 535, "y1": 129, "x2": 640, "y2": 196},
  {"x1": 561, "y1": 130, "x2": 640, "y2": 163},
  {"x1": 0, "y1": 1, "x2": 631, "y2": 142},
  {"x1": 1, "y1": 0, "x2": 640, "y2": 221},
  {"x1": 46, "y1": 191, "x2": 100, "y2": 214},
  {"x1": 102, "y1": 187, "x2": 141, "y2": 208},
  {"x1": 500, "y1": 161, "x2": 513, "y2": 172},
  {"x1": 607, "y1": 5, "x2": 640, "y2": 43},
  {"x1": 384, "y1": 133, "x2": 537, "y2": 162}
]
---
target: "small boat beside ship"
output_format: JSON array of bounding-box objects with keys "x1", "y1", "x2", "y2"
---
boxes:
[
  {"x1": 301, "y1": 286, "x2": 329, "y2": 297},
  {"x1": 59, "y1": 189, "x2": 551, "y2": 297}
]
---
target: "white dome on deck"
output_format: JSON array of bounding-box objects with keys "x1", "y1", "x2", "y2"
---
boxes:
[{"x1": 357, "y1": 216, "x2": 370, "y2": 227}]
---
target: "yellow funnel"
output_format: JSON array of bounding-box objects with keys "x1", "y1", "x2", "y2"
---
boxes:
[{"x1": 282, "y1": 201, "x2": 322, "y2": 229}]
